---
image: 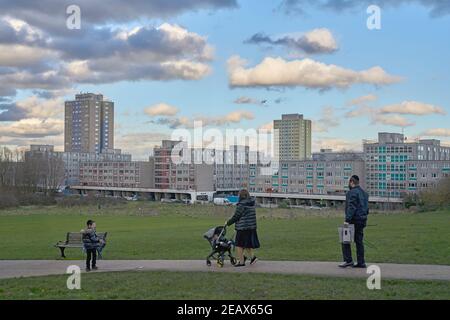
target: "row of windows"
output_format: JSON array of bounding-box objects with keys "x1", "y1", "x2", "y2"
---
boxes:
[
  {"x1": 81, "y1": 162, "x2": 140, "y2": 167},
  {"x1": 365, "y1": 146, "x2": 413, "y2": 153},
  {"x1": 80, "y1": 169, "x2": 138, "y2": 174},
  {"x1": 81, "y1": 176, "x2": 139, "y2": 181}
]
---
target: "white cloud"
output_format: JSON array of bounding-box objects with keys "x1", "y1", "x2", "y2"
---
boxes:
[
  {"x1": 64, "y1": 60, "x2": 91, "y2": 80},
  {"x1": 258, "y1": 121, "x2": 274, "y2": 132},
  {"x1": 346, "y1": 94, "x2": 378, "y2": 107},
  {"x1": 0, "y1": 134, "x2": 64, "y2": 151},
  {"x1": 115, "y1": 132, "x2": 170, "y2": 160},
  {"x1": 380, "y1": 101, "x2": 446, "y2": 115},
  {"x1": 345, "y1": 105, "x2": 375, "y2": 118},
  {"x1": 16, "y1": 96, "x2": 63, "y2": 118},
  {"x1": 313, "y1": 138, "x2": 361, "y2": 152},
  {"x1": 152, "y1": 110, "x2": 255, "y2": 128},
  {"x1": 144, "y1": 103, "x2": 179, "y2": 117},
  {"x1": 372, "y1": 114, "x2": 415, "y2": 127},
  {"x1": 0, "y1": 44, "x2": 55, "y2": 68},
  {"x1": 0, "y1": 95, "x2": 64, "y2": 121},
  {"x1": 227, "y1": 56, "x2": 401, "y2": 89},
  {"x1": 0, "y1": 16, "x2": 45, "y2": 45},
  {"x1": 302, "y1": 28, "x2": 338, "y2": 53},
  {"x1": 345, "y1": 99, "x2": 446, "y2": 128},
  {"x1": 246, "y1": 28, "x2": 338, "y2": 54},
  {"x1": 220, "y1": 110, "x2": 254, "y2": 124},
  {"x1": 0, "y1": 118, "x2": 63, "y2": 138},
  {"x1": 313, "y1": 106, "x2": 340, "y2": 132},
  {"x1": 160, "y1": 59, "x2": 211, "y2": 80},
  {"x1": 158, "y1": 23, "x2": 214, "y2": 61},
  {"x1": 0, "y1": 23, "x2": 215, "y2": 100},
  {"x1": 422, "y1": 128, "x2": 450, "y2": 137}
]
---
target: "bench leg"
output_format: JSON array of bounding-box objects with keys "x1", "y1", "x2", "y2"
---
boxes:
[{"x1": 59, "y1": 247, "x2": 66, "y2": 258}]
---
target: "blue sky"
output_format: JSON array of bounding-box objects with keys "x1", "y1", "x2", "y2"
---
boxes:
[{"x1": 0, "y1": 0, "x2": 449, "y2": 158}]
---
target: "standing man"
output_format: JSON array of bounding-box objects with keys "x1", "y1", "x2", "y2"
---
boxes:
[
  {"x1": 339, "y1": 175, "x2": 369, "y2": 268},
  {"x1": 82, "y1": 220, "x2": 100, "y2": 272}
]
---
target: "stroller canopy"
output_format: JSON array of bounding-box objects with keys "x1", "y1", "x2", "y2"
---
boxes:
[{"x1": 203, "y1": 226, "x2": 226, "y2": 240}]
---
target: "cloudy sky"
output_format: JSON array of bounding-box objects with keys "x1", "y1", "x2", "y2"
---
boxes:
[{"x1": 0, "y1": 0, "x2": 449, "y2": 159}]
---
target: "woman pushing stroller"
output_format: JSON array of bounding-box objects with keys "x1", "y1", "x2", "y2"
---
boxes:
[{"x1": 225, "y1": 189, "x2": 260, "y2": 267}]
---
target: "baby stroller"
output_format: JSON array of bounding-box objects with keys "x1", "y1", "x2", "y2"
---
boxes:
[{"x1": 203, "y1": 225, "x2": 237, "y2": 267}]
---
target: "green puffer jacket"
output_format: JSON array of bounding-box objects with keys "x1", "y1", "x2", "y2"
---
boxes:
[{"x1": 227, "y1": 197, "x2": 257, "y2": 231}]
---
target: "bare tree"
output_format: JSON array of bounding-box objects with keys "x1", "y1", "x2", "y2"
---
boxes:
[
  {"x1": 23, "y1": 149, "x2": 65, "y2": 194},
  {"x1": 418, "y1": 177, "x2": 450, "y2": 210}
]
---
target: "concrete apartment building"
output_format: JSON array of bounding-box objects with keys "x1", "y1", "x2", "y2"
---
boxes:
[
  {"x1": 153, "y1": 140, "x2": 180, "y2": 190},
  {"x1": 364, "y1": 132, "x2": 450, "y2": 197},
  {"x1": 153, "y1": 140, "x2": 215, "y2": 191},
  {"x1": 249, "y1": 150, "x2": 365, "y2": 195},
  {"x1": 214, "y1": 146, "x2": 250, "y2": 190},
  {"x1": 61, "y1": 149, "x2": 131, "y2": 186},
  {"x1": 153, "y1": 141, "x2": 252, "y2": 192},
  {"x1": 406, "y1": 160, "x2": 450, "y2": 191},
  {"x1": 273, "y1": 113, "x2": 312, "y2": 161},
  {"x1": 79, "y1": 159, "x2": 154, "y2": 188},
  {"x1": 65, "y1": 93, "x2": 114, "y2": 153},
  {"x1": 26, "y1": 145, "x2": 132, "y2": 186}
]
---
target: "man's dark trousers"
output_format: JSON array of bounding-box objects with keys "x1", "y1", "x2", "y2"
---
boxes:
[
  {"x1": 342, "y1": 221, "x2": 366, "y2": 265},
  {"x1": 86, "y1": 248, "x2": 97, "y2": 269}
]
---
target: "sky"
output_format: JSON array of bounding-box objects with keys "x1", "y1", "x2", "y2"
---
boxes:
[{"x1": 0, "y1": 0, "x2": 449, "y2": 159}]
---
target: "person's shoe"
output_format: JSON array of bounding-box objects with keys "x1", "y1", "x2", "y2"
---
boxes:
[
  {"x1": 85, "y1": 267, "x2": 91, "y2": 272},
  {"x1": 234, "y1": 263, "x2": 246, "y2": 267},
  {"x1": 352, "y1": 263, "x2": 367, "y2": 268},
  {"x1": 250, "y1": 256, "x2": 258, "y2": 265},
  {"x1": 338, "y1": 261, "x2": 354, "y2": 268},
  {"x1": 92, "y1": 266, "x2": 98, "y2": 271}
]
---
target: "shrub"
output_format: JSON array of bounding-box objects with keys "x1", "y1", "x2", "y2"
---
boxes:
[
  {"x1": 0, "y1": 188, "x2": 56, "y2": 209},
  {"x1": 278, "y1": 199, "x2": 290, "y2": 209},
  {"x1": 416, "y1": 177, "x2": 450, "y2": 211},
  {"x1": 56, "y1": 195, "x2": 127, "y2": 208},
  {"x1": 0, "y1": 192, "x2": 19, "y2": 209}
]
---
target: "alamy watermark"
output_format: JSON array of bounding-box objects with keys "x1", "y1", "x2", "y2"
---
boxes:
[
  {"x1": 366, "y1": 264, "x2": 381, "y2": 290},
  {"x1": 66, "y1": 265, "x2": 81, "y2": 290},
  {"x1": 66, "y1": 5, "x2": 81, "y2": 30},
  {"x1": 367, "y1": 5, "x2": 381, "y2": 30},
  {"x1": 169, "y1": 121, "x2": 279, "y2": 175}
]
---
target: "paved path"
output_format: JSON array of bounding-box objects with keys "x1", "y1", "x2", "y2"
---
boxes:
[{"x1": 0, "y1": 260, "x2": 449, "y2": 281}]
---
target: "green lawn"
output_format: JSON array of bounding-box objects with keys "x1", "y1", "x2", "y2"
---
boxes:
[
  {"x1": 1, "y1": 270, "x2": 449, "y2": 300},
  {"x1": 0, "y1": 202, "x2": 449, "y2": 264}
]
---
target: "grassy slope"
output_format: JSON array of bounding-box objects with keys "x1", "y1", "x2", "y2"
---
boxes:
[
  {"x1": 0, "y1": 270, "x2": 449, "y2": 300},
  {"x1": 0, "y1": 202, "x2": 449, "y2": 264}
]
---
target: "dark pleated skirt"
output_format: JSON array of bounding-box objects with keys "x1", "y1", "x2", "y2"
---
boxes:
[{"x1": 235, "y1": 229, "x2": 260, "y2": 249}]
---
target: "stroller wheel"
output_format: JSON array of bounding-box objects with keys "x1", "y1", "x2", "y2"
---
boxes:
[
  {"x1": 230, "y1": 257, "x2": 237, "y2": 266},
  {"x1": 206, "y1": 260, "x2": 211, "y2": 267}
]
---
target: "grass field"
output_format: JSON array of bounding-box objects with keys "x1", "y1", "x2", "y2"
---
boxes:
[
  {"x1": 1, "y1": 202, "x2": 449, "y2": 300},
  {"x1": 1, "y1": 270, "x2": 449, "y2": 300},
  {"x1": 0, "y1": 202, "x2": 449, "y2": 264}
]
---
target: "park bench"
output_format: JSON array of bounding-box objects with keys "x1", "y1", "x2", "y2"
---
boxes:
[{"x1": 55, "y1": 232, "x2": 107, "y2": 258}]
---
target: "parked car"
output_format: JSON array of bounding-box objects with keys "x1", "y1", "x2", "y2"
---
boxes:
[{"x1": 213, "y1": 197, "x2": 231, "y2": 206}]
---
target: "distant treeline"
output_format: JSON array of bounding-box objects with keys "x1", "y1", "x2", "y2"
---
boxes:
[{"x1": 0, "y1": 146, "x2": 64, "y2": 209}]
